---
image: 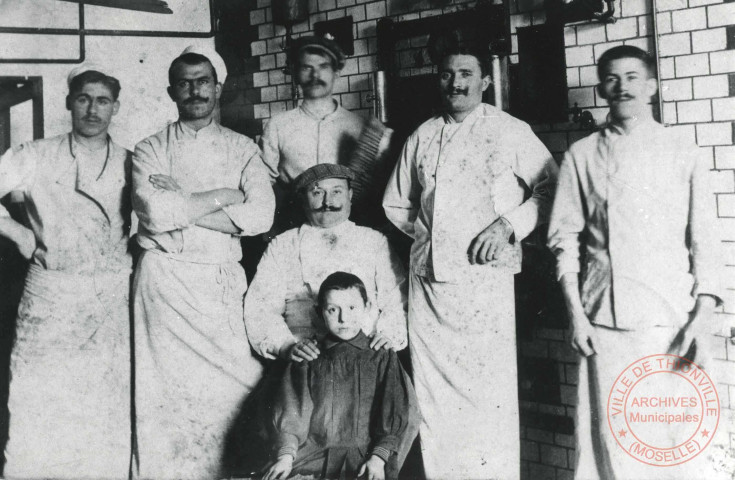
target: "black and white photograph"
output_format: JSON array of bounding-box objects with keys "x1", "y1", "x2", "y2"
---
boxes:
[{"x1": 0, "y1": 0, "x2": 733, "y2": 479}]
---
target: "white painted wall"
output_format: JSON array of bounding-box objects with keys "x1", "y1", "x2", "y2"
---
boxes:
[
  {"x1": 0, "y1": 0, "x2": 214, "y2": 150},
  {"x1": 9, "y1": 100, "x2": 33, "y2": 146}
]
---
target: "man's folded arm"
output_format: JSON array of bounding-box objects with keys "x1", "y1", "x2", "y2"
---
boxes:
[
  {"x1": 503, "y1": 126, "x2": 559, "y2": 241},
  {"x1": 221, "y1": 148, "x2": 276, "y2": 236}
]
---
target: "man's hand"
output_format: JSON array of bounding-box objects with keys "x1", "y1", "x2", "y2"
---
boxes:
[
  {"x1": 559, "y1": 273, "x2": 596, "y2": 357},
  {"x1": 369, "y1": 333, "x2": 393, "y2": 351},
  {"x1": 668, "y1": 295, "x2": 717, "y2": 367},
  {"x1": 16, "y1": 225, "x2": 35, "y2": 260},
  {"x1": 263, "y1": 454, "x2": 293, "y2": 480},
  {"x1": 357, "y1": 455, "x2": 386, "y2": 480},
  {"x1": 570, "y1": 312, "x2": 597, "y2": 357},
  {"x1": 468, "y1": 217, "x2": 513, "y2": 265},
  {"x1": 149, "y1": 174, "x2": 182, "y2": 192},
  {"x1": 282, "y1": 339, "x2": 321, "y2": 363}
]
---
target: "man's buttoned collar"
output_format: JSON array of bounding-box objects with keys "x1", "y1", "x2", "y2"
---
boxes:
[
  {"x1": 443, "y1": 103, "x2": 484, "y2": 125},
  {"x1": 603, "y1": 116, "x2": 658, "y2": 139},
  {"x1": 299, "y1": 99, "x2": 342, "y2": 122},
  {"x1": 176, "y1": 118, "x2": 220, "y2": 139},
  {"x1": 68, "y1": 132, "x2": 110, "y2": 159},
  {"x1": 61, "y1": 132, "x2": 112, "y2": 187},
  {"x1": 301, "y1": 219, "x2": 354, "y2": 235}
]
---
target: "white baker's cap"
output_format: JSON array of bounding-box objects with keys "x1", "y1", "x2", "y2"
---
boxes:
[
  {"x1": 179, "y1": 44, "x2": 227, "y2": 84},
  {"x1": 67, "y1": 62, "x2": 111, "y2": 86}
]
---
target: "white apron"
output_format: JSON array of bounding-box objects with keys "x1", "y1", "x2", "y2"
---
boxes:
[
  {"x1": 409, "y1": 272, "x2": 519, "y2": 480},
  {"x1": 132, "y1": 134, "x2": 263, "y2": 480},
  {"x1": 575, "y1": 326, "x2": 730, "y2": 480},
  {"x1": 3, "y1": 134, "x2": 133, "y2": 480},
  {"x1": 4, "y1": 266, "x2": 131, "y2": 479}
]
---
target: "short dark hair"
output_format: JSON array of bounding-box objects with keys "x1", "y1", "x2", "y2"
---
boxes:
[
  {"x1": 597, "y1": 45, "x2": 656, "y2": 80},
  {"x1": 69, "y1": 70, "x2": 121, "y2": 100},
  {"x1": 317, "y1": 272, "x2": 368, "y2": 308},
  {"x1": 439, "y1": 45, "x2": 491, "y2": 78},
  {"x1": 169, "y1": 52, "x2": 218, "y2": 85},
  {"x1": 429, "y1": 30, "x2": 491, "y2": 78}
]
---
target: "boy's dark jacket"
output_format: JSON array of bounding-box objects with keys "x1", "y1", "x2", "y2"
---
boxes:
[{"x1": 272, "y1": 331, "x2": 420, "y2": 479}]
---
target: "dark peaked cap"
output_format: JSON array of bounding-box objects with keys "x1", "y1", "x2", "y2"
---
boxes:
[
  {"x1": 290, "y1": 35, "x2": 346, "y2": 70},
  {"x1": 293, "y1": 164, "x2": 355, "y2": 192}
]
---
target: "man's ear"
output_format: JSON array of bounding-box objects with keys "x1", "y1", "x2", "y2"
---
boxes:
[
  {"x1": 65, "y1": 95, "x2": 72, "y2": 111},
  {"x1": 596, "y1": 83, "x2": 608, "y2": 100},
  {"x1": 644, "y1": 76, "x2": 658, "y2": 98},
  {"x1": 215, "y1": 82, "x2": 223, "y2": 100},
  {"x1": 167, "y1": 86, "x2": 176, "y2": 102},
  {"x1": 481, "y1": 75, "x2": 492, "y2": 92},
  {"x1": 348, "y1": 186, "x2": 353, "y2": 202},
  {"x1": 112, "y1": 100, "x2": 120, "y2": 116}
]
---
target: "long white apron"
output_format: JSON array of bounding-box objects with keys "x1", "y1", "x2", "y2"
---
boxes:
[
  {"x1": 409, "y1": 272, "x2": 519, "y2": 480},
  {"x1": 575, "y1": 325, "x2": 730, "y2": 480},
  {"x1": 4, "y1": 265, "x2": 131, "y2": 479},
  {"x1": 131, "y1": 130, "x2": 263, "y2": 479},
  {"x1": 132, "y1": 252, "x2": 263, "y2": 479}
]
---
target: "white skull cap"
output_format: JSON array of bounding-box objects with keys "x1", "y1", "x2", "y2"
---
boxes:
[
  {"x1": 67, "y1": 62, "x2": 111, "y2": 87},
  {"x1": 180, "y1": 44, "x2": 227, "y2": 84}
]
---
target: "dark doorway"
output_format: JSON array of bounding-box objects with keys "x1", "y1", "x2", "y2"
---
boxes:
[{"x1": 0, "y1": 76, "x2": 43, "y2": 473}]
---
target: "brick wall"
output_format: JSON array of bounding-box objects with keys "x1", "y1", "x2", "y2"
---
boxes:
[
  {"x1": 511, "y1": 1, "x2": 735, "y2": 478},
  {"x1": 230, "y1": 0, "x2": 735, "y2": 478},
  {"x1": 221, "y1": 0, "x2": 479, "y2": 138}
]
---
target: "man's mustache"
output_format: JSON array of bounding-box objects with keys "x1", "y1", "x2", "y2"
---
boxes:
[
  {"x1": 304, "y1": 80, "x2": 327, "y2": 88},
  {"x1": 313, "y1": 205, "x2": 342, "y2": 212},
  {"x1": 184, "y1": 96, "x2": 209, "y2": 104},
  {"x1": 82, "y1": 115, "x2": 102, "y2": 123},
  {"x1": 446, "y1": 88, "x2": 469, "y2": 96},
  {"x1": 611, "y1": 94, "x2": 634, "y2": 102}
]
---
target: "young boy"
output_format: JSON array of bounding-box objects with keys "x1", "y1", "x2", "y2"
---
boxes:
[{"x1": 263, "y1": 272, "x2": 419, "y2": 480}]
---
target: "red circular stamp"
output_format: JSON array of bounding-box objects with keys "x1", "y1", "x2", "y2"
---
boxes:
[{"x1": 607, "y1": 354, "x2": 719, "y2": 467}]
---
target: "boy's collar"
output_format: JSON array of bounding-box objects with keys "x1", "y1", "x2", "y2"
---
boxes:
[{"x1": 323, "y1": 330, "x2": 370, "y2": 350}]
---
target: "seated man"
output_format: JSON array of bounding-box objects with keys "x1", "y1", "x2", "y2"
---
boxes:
[
  {"x1": 263, "y1": 272, "x2": 420, "y2": 480},
  {"x1": 244, "y1": 163, "x2": 407, "y2": 360}
]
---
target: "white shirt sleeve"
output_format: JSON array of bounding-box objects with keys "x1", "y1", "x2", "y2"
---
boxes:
[
  {"x1": 372, "y1": 235, "x2": 409, "y2": 350},
  {"x1": 503, "y1": 124, "x2": 558, "y2": 241},
  {"x1": 0, "y1": 143, "x2": 37, "y2": 217},
  {"x1": 243, "y1": 237, "x2": 297, "y2": 359},
  {"x1": 382, "y1": 134, "x2": 421, "y2": 238}
]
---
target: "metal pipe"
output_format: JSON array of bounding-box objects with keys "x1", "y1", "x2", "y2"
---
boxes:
[
  {"x1": 0, "y1": 0, "x2": 216, "y2": 63},
  {"x1": 0, "y1": 3, "x2": 85, "y2": 64},
  {"x1": 651, "y1": 0, "x2": 665, "y2": 124},
  {"x1": 372, "y1": 71, "x2": 389, "y2": 124},
  {"x1": 491, "y1": 54, "x2": 503, "y2": 109},
  {"x1": 0, "y1": 27, "x2": 217, "y2": 37}
]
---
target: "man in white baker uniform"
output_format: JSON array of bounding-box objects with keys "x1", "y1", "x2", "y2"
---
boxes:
[
  {"x1": 242, "y1": 163, "x2": 413, "y2": 475},
  {"x1": 0, "y1": 63, "x2": 133, "y2": 480},
  {"x1": 382, "y1": 43, "x2": 558, "y2": 479},
  {"x1": 244, "y1": 163, "x2": 407, "y2": 360},
  {"x1": 548, "y1": 45, "x2": 726, "y2": 480},
  {"x1": 131, "y1": 45, "x2": 275, "y2": 479}
]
